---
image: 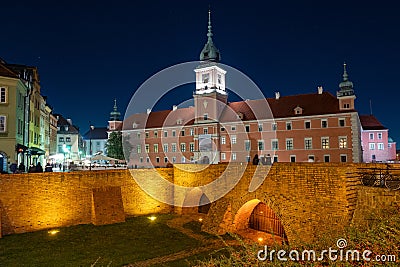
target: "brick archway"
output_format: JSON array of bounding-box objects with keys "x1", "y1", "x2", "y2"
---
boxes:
[{"x1": 232, "y1": 197, "x2": 290, "y2": 244}]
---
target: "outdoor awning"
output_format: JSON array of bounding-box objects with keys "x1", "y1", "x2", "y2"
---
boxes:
[{"x1": 27, "y1": 147, "x2": 46, "y2": 156}]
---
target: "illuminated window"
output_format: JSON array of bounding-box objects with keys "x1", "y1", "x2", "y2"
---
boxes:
[
  {"x1": 221, "y1": 153, "x2": 226, "y2": 160},
  {"x1": 1, "y1": 115, "x2": 7, "y2": 132},
  {"x1": 232, "y1": 153, "x2": 236, "y2": 161},
  {"x1": 145, "y1": 144, "x2": 150, "y2": 153},
  {"x1": 378, "y1": 143, "x2": 384, "y2": 150},
  {"x1": 153, "y1": 144, "x2": 158, "y2": 153},
  {"x1": 339, "y1": 137, "x2": 347, "y2": 149},
  {"x1": 221, "y1": 136, "x2": 226, "y2": 144},
  {"x1": 137, "y1": 145, "x2": 141, "y2": 153},
  {"x1": 189, "y1": 143, "x2": 195, "y2": 152},
  {"x1": 231, "y1": 135, "x2": 237, "y2": 144},
  {"x1": 321, "y1": 137, "x2": 329, "y2": 149}
]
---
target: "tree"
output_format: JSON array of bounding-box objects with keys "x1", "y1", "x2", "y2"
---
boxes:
[{"x1": 105, "y1": 131, "x2": 124, "y2": 160}]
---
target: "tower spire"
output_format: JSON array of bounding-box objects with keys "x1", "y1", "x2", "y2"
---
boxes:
[
  {"x1": 343, "y1": 62, "x2": 349, "y2": 81},
  {"x1": 199, "y1": 9, "x2": 220, "y2": 62},
  {"x1": 110, "y1": 99, "x2": 121, "y2": 121}
]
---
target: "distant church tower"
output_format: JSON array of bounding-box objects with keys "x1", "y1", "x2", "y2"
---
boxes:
[
  {"x1": 108, "y1": 99, "x2": 122, "y2": 137},
  {"x1": 337, "y1": 63, "x2": 356, "y2": 110},
  {"x1": 194, "y1": 10, "x2": 227, "y2": 124}
]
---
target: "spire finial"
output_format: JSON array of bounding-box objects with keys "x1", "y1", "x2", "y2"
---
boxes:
[
  {"x1": 343, "y1": 62, "x2": 348, "y2": 81},
  {"x1": 207, "y1": 9, "x2": 213, "y2": 41},
  {"x1": 113, "y1": 99, "x2": 117, "y2": 111}
]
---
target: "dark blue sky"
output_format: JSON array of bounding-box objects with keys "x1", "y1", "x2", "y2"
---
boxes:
[{"x1": 2, "y1": 1, "x2": 400, "y2": 140}]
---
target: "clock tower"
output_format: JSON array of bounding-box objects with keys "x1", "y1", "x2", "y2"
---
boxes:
[{"x1": 193, "y1": 10, "x2": 227, "y2": 164}]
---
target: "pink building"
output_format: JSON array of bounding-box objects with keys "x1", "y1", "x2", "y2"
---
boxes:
[{"x1": 360, "y1": 115, "x2": 396, "y2": 162}]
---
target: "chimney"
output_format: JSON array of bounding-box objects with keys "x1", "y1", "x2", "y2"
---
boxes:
[
  {"x1": 318, "y1": 86, "x2": 323, "y2": 94},
  {"x1": 275, "y1": 92, "x2": 280, "y2": 100},
  {"x1": 172, "y1": 105, "x2": 178, "y2": 111},
  {"x1": 67, "y1": 118, "x2": 72, "y2": 125},
  {"x1": 146, "y1": 108, "x2": 151, "y2": 114}
]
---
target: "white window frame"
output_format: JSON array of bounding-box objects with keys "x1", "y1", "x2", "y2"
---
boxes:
[
  {"x1": 180, "y1": 143, "x2": 186, "y2": 152},
  {"x1": 321, "y1": 137, "x2": 329, "y2": 149},
  {"x1": 271, "y1": 139, "x2": 279, "y2": 150},
  {"x1": 369, "y1": 143, "x2": 375, "y2": 150},
  {"x1": 321, "y1": 119, "x2": 328, "y2": 128},
  {"x1": 163, "y1": 144, "x2": 168, "y2": 152},
  {"x1": 0, "y1": 87, "x2": 7, "y2": 104},
  {"x1": 221, "y1": 136, "x2": 226, "y2": 145},
  {"x1": 378, "y1": 143, "x2": 384, "y2": 150},
  {"x1": 304, "y1": 138, "x2": 313, "y2": 150},
  {"x1": 221, "y1": 152, "x2": 226, "y2": 160},
  {"x1": 0, "y1": 115, "x2": 7, "y2": 132},
  {"x1": 369, "y1": 133, "x2": 374, "y2": 140},
  {"x1": 286, "y1": 138, "x2": 293, "y2": 150},
  {"x1": 339, "y1": 136, "x2": 348, "y2": 149},
  {"x1": 231, "y1": 135, "x2": 237, "y2": 144},
  {"x1": 232, "y1": 153, "x2": 237, "y2": 161}
]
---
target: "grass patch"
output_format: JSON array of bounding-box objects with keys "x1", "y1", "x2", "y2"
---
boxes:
[{"x1": 0, "y1": 214, "x2": 201, "y2": 267}]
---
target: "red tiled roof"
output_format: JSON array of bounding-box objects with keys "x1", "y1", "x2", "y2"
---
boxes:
[
  {"x1": 359, "y1": 115, "x2": 387, "y2": 130},
  {"x1": 122, "y1": 91, "x2": 352, "y2": 130}
]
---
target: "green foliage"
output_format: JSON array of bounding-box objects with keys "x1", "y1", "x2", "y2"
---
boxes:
[
  {"x1": 192, "y1": 207, "x2": 400, "y2": 267},
  {"x1": 105, "y1": 131, "x2": 124, "y2": 159}
]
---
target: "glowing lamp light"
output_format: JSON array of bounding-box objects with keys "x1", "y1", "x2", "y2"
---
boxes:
[
  {"x1": 48, "y1": 229, "x2": 60, "y2": 235},
  {"x1": 148, "y1": 216, "x2": 157, "y2": 221},
  {"x1": 258, "y1": 237, "x2": 263, "y2": 242},
  {"x1": 198, "y1": 218, "x2": 203, "y2": 222}
]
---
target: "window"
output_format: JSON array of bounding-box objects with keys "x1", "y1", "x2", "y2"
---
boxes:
[
  {"x1": 286, "y1": 122, "x2": 292, "y2": 130},
  {"x1": 172, "y1": 143, "x2": 177, "y2": 152},
  {"x1": 286, "y1": 138, "x2": 293, "y2": 150},
  {"x1": 137, "y1": 145, "x2": 142, "y2": 153},
  {"x1": 369, "y1": 133, "x2": 374, "y2": 140},
  {"x1": 190, "y1": 128, "x2": 194, "y2": 136},
  {"x1": 66, "y1": 137, "x2": 71, "y2": 142},
  {"x1": 146, "y1": 157, "x2": 150, "y2": 163},
  {"x1": 258, "y1": 140, "x2": 264, "y2": 150},
  {"x1": 221, "y1": 153, "x2": 226, "y2": 160},
  {"x1": 305, "y1": 138, "x2": 312, "y2": 150},
  {"x1": 308, "y1": 155, "x2": 315, "y2": 162},
  {"x1": 245, "y1": 140, "x2": 251, "y2": 151},
  {"x1": 258, "y1": 124, "x2": 263, "y2": 132},
  {"x1": 378, "y1": 133, "x2": 382, "y2": 139},
  {"x1": 156, "y1": 157, "x2": 160, "y2": 163},
  {"x1": 232, "y1": 153, "x2": 236, "y2": 161},
  {"x1": 324, "y1": 155, "x2": 330, "y2": 162},
  {"x1": 181, "y1": 157, "x2": 186, "y2": 163},
  {"x1": 231, "y1": 135, "x2": 237, "y2": 144},
  {"x1": 231, "y1": 126, "x2": 236, "y2": 131},
  {"x1": 305, "y1": 121, "x2": 311, "y2": 129},
  {"x1": 321, "y1": 137, "x2": 329, "y2": 149},
  {"x1": 272, "y1": 123, "x2": 277, "y2": 131},
  {"x1": 137, "y1": 132, "x2": 141, "y2": 139},
  {"x1": 163, "y1": 144, "x2": 168, "y2": 152},
  {"x1": 245, "y1": 125, "x2": 250, "y2": 132},
  {"x1": 369, "y1": 143, "x2": 375, "y2": 150},
  {"x1": 164, "y1": 131, "x2": 168, "y2": 137},
  {"x1": 154, "y1": 131, "x2": 158, "y2": 138},
  {"x1": 217, "y1": 74, "x2": 222, "y2": 84},
  {"x1": 290, "y1": 155, "x2": 296, "y2": 162},
  {"x1": 339, "y1": 137, "x2": 347, "y2": 149},
  {"x1": 59, "y1": 137, "x2": 64, "y2": 142},
  {"x1": 378, "y1": 143, "x2": 384, "y2": 150},
  {"x1": 153, "y1": 144, "x2": 158, "y2": 153},
  {"x1": 172, "y1": 157, "x2": 176, "y2": 163},
  {"x1": 164, "y1": 157, "x2": 168, "y2": 163},
  {"x1": 273, "y1": 156, "x2": 278, "y2": 163},
  {"x1": 203, "y1": 114, "x2": 208, "y2": 120},
  {"x1": 0, "y1": 87, "x2": 7, "y2": 103},
  {"x1": 189, "y1": 143, "x2": 195, "y2": 152},
  {"x1": 145, "y1": 132, "x2": 149, "y2": 138},
  {"x1": 221, "y1": 136, "x2": 226, "y2": 144},
  {"x1": 321, "y1": 119, "x2": 328, "y2": 128},
  {"x1": 271, "y1": 139, "x2": 278, "y2": 150},
  {"x1": 140, "y1": 157, "x2": 143, "y2": 163},
  {"x1": 181, "y1": 130, "x2": 185, "y2": 136},
  {"x1": 180, "y1": 143, "x2": 186, "y2": 152},
  {"x1": 220, "y1": 127, "x2": 225, "y2": 131},
  {"x1": 339, "y1": 118, "x2": 345, "y2": 127},
  {"x1": 203, "y1": 128, "x2": 208, "y2": 134},
  {"x1": 172, "y1": 130, "x2": 176, "y2": 137},
  {"x1": 340, "y1": 155, "x2": 347, "y2": 163},
  {"x1": 145, "y1": 144, "x2": 150, "y2": 153},
  {"x1": 202, "y1": 73, "x2": 209, "y2": 83}
]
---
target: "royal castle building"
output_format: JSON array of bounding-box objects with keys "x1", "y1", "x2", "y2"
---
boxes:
[{"x1": 122, "y1": 12, "x2": 396, "y2": 168}]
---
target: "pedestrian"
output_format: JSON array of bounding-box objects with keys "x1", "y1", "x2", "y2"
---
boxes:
[
  {"x1": 45, "y1": 162, "x2": 53, "y2": 172},
  {"x1": 18, "y1": 163, "x2": 25, "y2": 172},
  {"x1": 28, "y1": 164, "x2": 36, "y2": 173},
  {"x1": 9, "y1": 162, "x2": 17, "y2": 173},
  {"x1": 36, "y1": 162, "x2": 43, "y2": 172}
]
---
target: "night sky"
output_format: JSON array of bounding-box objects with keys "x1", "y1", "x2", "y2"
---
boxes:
[{"x1": 2, "y1": 1, "x2": 399, "y2": 140}]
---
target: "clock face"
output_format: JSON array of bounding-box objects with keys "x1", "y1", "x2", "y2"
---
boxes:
[{"x1": 202, "y1": 73, "x2": 210, "y2": 84}]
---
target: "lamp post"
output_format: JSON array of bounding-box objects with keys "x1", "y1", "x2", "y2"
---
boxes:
[
  {"x1": 62, "y1": 143, "x2": 70, "y2": 172},
  {"x1": 89, "y1": 122, "x2": 94, "y2": 171}
]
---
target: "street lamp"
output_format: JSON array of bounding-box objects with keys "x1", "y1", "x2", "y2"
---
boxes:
[
  {"x1": 89, "y1": 122, "x2": 94, "y2": 171},
  {"x1": 62, "y1": 144, "x2": 70, "y2": 172}
]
